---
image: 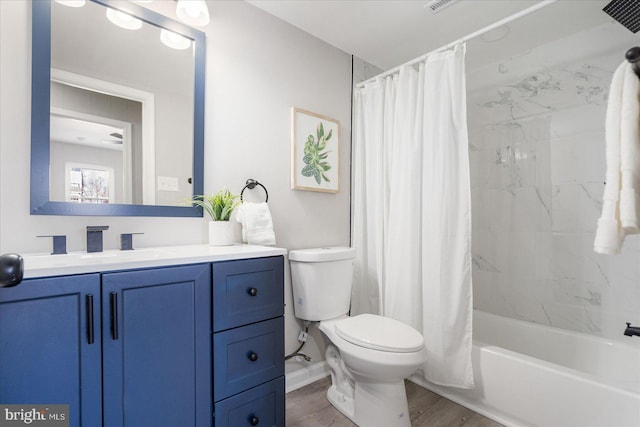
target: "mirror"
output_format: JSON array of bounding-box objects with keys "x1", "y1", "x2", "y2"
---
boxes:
[{"x1": 31, "y1": 0, "x2": 205, "y2": 216}]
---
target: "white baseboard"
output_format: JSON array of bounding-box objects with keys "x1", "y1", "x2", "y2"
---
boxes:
[{"x1": 285, "y1": 361, "x2": 330, "y2": 393}]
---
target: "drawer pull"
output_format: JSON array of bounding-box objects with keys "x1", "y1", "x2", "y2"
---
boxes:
[
  {"x1": 248, "y1": 351, "x2": 259, "y2": 362},
  {"x1": 86, "y1": 294, "x2": 95, "y2": 345},
  {"x1": 248, "y1": 415, "x2": 260, "y2": 426},
  {"x1": 247, "y1": 287, "x2": 258, "y2": 297},
  {"x1": 110, "y1": 292, "x2": 119, "y2": 340}
]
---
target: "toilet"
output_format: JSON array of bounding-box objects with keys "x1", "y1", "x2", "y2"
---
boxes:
[{"x1": 289, "y1": 246, "x2": 426, "y2": 427}]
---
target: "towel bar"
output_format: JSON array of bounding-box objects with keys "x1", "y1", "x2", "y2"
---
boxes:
[{"x1": 240, "y1": 179, "x2": 269, "y2": 202}]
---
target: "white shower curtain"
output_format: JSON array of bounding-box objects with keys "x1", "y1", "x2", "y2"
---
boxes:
[{"x1": 352, "y1": 43, "x2": 474, "y2": 388}]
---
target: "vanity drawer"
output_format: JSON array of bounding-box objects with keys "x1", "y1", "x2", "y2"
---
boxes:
[
  {"x1": 212, "y1": 257, "x2": 284, "y2": 332},
  {"x1": 213, "y1": 317, "x2": 284, "y2": 401},
  {"x1": 214, "y1": 376, "x2": 284, "y2": 427}
]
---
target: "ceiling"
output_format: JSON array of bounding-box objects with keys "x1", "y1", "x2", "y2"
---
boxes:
[
  {"x1": 247, "y1": 0, "x2": 617, "y2": 73},
  {"x1": 51, "y1": 115, "x2": 124, "y2": 150}
]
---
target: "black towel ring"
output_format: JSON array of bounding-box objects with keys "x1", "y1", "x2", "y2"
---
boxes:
[{"x1": 240, "y1": 179, "x2": 269, "y2": 202}]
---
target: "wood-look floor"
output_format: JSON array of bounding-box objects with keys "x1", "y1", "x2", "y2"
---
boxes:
[{"x1": 286, "y1": 377, "x2": 503, "y2": 427}]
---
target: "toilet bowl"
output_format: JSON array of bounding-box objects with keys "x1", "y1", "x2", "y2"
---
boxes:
[
  {"x1": 319, "y1": 314, "x2": 426, "y2": 427},
  {"x1": 289, "y1": 247, "x2": 426, "y2": 427}
]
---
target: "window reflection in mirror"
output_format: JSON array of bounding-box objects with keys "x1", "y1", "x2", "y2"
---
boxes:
[
  {"x1": 66, "y1": 163, "x2": 114, "y2": 204},
  {"x1": 50, "y1": 0, "x2": 195, "y2": 207}
]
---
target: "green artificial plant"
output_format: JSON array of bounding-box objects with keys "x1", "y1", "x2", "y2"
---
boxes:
[{"x1": 192, "y1": 188, "x2": 240, "y2": 221}]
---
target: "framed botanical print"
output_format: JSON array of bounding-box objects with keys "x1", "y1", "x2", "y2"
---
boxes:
[{"x1": 291, "y1": 107, "x2": 340, "y2": 193}]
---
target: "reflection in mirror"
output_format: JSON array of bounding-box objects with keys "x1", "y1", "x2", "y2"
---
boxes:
[
  {"x1": 31, "y1": 0, "x2": 205, "y2": 216},
  {"x1": 49, "y1": 74, "x2": 144, "y2": 205},
  {"x1": 51, "y1": 110, "x2": 132, "y2": 204},
  {"x1": 51, "y1": 0, "x2": 194, "y2": 206}
]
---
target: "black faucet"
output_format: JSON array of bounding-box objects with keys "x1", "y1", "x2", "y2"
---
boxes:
[
  {"x1": 120, "y1": 233, "x2": 143, "y2": 251},
  {"x1": 624, "y1": 323, "x2": 640, "y2": 337},
  {"x1": 87, "y1": 226, "x2": 109, "y2": 253}
]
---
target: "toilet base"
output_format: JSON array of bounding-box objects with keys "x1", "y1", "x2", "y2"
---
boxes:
[
  {"x1": 326, "y1": 382, "x2": 355, "y2": 420},
  {"x1": 327, "y1": 379, "x2": 411, "y2": 427}
]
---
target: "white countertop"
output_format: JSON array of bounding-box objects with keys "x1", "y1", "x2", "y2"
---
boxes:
[{"x1": 22, "y1": 244, "x2": 287, "y2": 278}]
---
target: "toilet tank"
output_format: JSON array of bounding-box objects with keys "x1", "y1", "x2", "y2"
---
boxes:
[{"x1": 289, "y1": 247, "x2": 356, "y2": 321}]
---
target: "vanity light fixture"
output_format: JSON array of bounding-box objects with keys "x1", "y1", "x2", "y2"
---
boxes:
[
  {"x1": 106, "y1": 8, "x2": 143, "y2": 30},
  {"x1": 53, "y1": 0, "x2": 86, "y2": 7},
  {"x1": 176, "y1": 0, "x2": 210, "y2": 27},
  {"x1": 160, "y1": 29, "x2": 191, "y2": 50}
]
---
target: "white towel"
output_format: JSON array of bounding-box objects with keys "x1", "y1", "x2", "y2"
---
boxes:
[
  {"x1": 619, "y1": 63, "x2": 640, "y2": 231},
  {"x1": 235, "y1": 202, "x2": 276, "y2": 246},
  {"x1": 594, "y1": 62, "x2": 640, "y2": 254}
]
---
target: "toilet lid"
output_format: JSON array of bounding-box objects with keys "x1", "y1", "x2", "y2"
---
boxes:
[{"x1": 334, "y1": 314, "x2": 424, "y2": 353}]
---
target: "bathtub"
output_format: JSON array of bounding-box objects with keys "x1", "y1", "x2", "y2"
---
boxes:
[{"x1": 411, "y1": 310, "x2": 640, "y2": 427}]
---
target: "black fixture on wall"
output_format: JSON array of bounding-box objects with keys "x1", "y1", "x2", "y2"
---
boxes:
[
  {"x1": 240, "y1": 179, "x2": 269, "y2": 203},
  {"x1": 626, "y1": 46, "x2": 640, "y2": 78},
  {"x1": 624, "y1": 322, "x2": 640, "y2": 337}
]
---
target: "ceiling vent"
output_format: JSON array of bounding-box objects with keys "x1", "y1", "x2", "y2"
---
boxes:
[
  {"x1": 424, "y1": 0, "x2": 458, "y2": 14},
  {"x1": 603, "y1": 0, "x2": 640, "y2": 33}
]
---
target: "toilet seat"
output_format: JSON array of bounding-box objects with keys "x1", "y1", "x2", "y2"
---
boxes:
[{"x1": 334, "y1": 314, "x2": 424, "y2": 353}]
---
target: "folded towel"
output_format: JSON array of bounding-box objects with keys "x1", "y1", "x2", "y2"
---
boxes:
[
  {"x1": 594, "y1": 61, "x2": 640, "y2": 254},
  {"x1": 619, "y1": 63, "x2": 640, "y2": 232},
  {"x1": 235, "y1": 202, "x2": 276, "y2": 246}
]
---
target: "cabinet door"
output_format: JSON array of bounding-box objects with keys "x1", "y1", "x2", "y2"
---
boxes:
[
  {"x1": 102, "y1": 264, "x2": 211, "y2": 427},
  {"x1": 0, "y1": 274, "x2": 102, "y2": 427}
]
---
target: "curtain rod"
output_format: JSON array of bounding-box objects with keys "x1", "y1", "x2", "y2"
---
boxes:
[{"x1": 356, "y1": 0, "x2": 557, "y2": 88}]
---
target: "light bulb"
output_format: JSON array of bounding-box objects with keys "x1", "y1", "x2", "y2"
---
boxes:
[
  {"x1": 160, "y1": 29, "x2": 191, "y2": 50},
  {"x1": 106, "y1": 8, "x2": 142, "y2": 30},
  {"x1": 176, "y1": 0, "x2": 210, "y2": 27}
]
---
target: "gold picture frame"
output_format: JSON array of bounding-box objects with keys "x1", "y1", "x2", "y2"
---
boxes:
[{"x1": 291, "y1": 107, "x2": 340, "y2": 193}]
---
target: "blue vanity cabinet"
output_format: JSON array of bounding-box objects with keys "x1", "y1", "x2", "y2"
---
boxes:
[
  {"x1": 0, "y1": 274, "x2": 102, "y2": 427},
  {"x1": 101, "y1": 263, "x2": 211, "y2": 427},
  {"x1": 212, "y1": 256, "x2": 285, "y2": 427}
]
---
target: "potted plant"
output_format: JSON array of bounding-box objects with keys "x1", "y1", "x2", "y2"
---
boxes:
[{"x1": 192, "y1": 188, "x2": 240, "y2": 246}]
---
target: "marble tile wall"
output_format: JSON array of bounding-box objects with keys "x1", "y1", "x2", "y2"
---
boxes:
[{"x1": 467, "y1": 22, "x2": 640, "y2": 340}]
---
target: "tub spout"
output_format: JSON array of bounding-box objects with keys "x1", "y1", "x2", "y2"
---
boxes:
[{"x1": 624, "y1": 322, "x2": 640, "y2": 337}]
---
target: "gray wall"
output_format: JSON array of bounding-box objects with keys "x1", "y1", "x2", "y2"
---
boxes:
[{"x1": 0, "y1": 1, "x2": 352, "y2": 375}]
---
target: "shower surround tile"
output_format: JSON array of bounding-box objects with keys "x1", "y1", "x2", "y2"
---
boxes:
[
  {"x1": 551, "y1": 183, "x2": 604, "y2": 232},
  {"x1": 549, "y1": 132, "x2": 606, "y2": 185},
  {"x1": 468, "y1": 22, "x2": 640, "y2": 341}
]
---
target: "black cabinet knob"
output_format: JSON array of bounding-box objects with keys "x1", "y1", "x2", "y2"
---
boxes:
[
  {"x1": 247, "y1": 287, "x2": 258, "y2": 297},
  {"x1": 0, "y1": 253, "x2": 23, "y2": 288},
  {"x1": 248, "y1": 352, "x2": 259, "y2": 362},
  {"x1": 249, "y1": 415, "x2": 259, "y2": 426}
]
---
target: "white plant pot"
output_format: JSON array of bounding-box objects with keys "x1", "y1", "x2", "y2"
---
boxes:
[{"x1": 209, "y1": 221, "x2": 234, "y2": 246}]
